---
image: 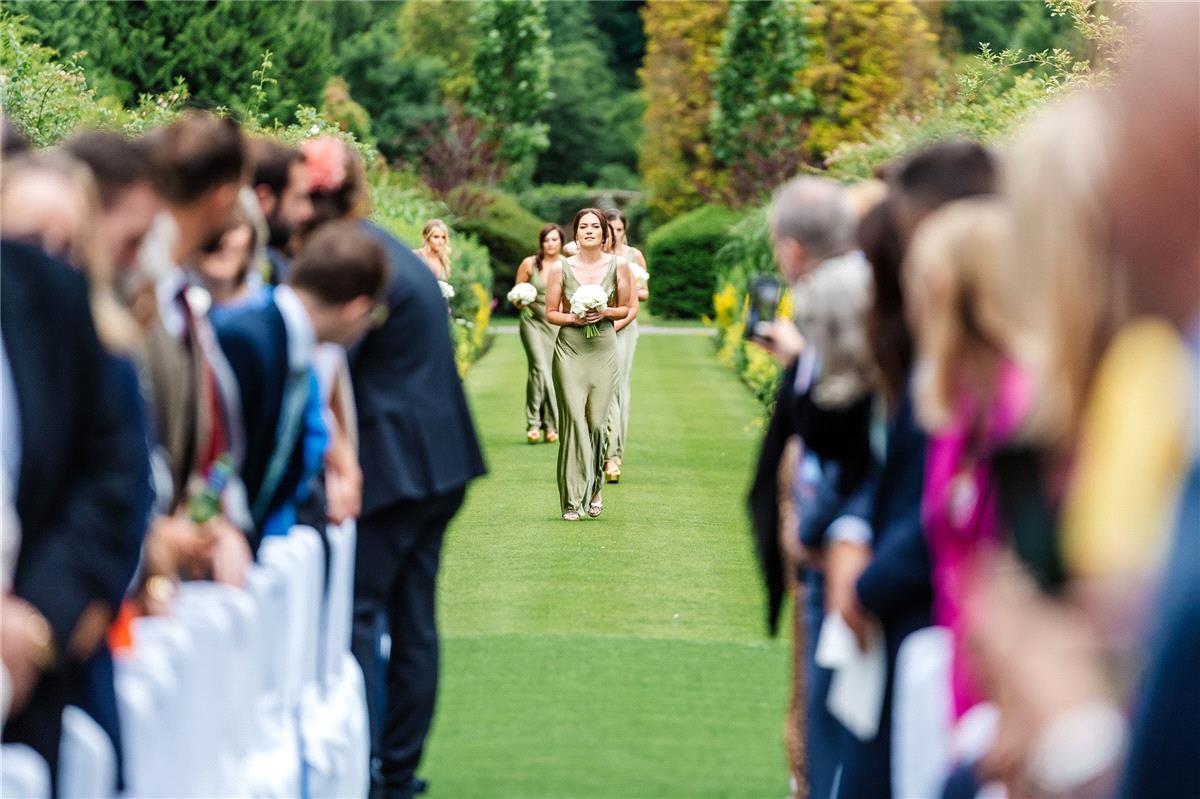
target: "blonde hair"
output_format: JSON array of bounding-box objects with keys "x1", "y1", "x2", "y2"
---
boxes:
[
  {"x1": 1002, "y1": 91, "x2": 1127, "y2": 452},
  {"x1": 904, "y1": 198, "x2": 1028, "y2": 432},
  {"x1": 1, "y1": 152, "x2": 140, "y2": 354},
  {"x1": 844, "y1": 179, "x2": 888, "y2": 219},
  {"x1": 421, "y1": 218, "x2": 451, "y2": 274}
]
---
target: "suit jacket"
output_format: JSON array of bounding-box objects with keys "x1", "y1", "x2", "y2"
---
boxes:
[
  {"x1": 350, "y1": 221, "x2": 485, "y2": 516},
  {"x1": 0, "y1": 241, "x2": 151, "y2": 645},
  {"x1": 1119, "y1": 460, "x2": 1200, "y2": 798},
  {"x1": 215, "y1": 297, "x2": 315, "y2": 548},
  {"x1": 1, "y1": 242, "x2": 152, "y2": 777},
  {"x1": 748, "y1": 359, "x2": 877, "y2": 634}
]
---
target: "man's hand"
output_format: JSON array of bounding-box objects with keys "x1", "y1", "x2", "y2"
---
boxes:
[
  {"x1": 754, "y1": 319, "x2": 806, "y2": 365},
  {"x1": 824, "y1": 540, "x2": 874, "y2": 650},
  {"x1": 325, "y1": 438, "x2": 363, "y2": 524},
  {"x1": 0, "y1": 595, "x2": 54, "y2": 714},
  {"x1": 203, "y1": 516, "x2": 251, "y2": 588}
]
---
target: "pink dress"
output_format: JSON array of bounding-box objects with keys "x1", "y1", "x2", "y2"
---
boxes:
[{"x1": 922, "y1": 359, "x2": 1032, "y2": 718}]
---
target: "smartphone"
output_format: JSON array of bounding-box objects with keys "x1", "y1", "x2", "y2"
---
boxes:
[{"x1": 744, "y1": 276, "x2": 782, "y2": 341}]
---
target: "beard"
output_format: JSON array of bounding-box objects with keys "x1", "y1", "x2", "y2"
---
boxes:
[{"x1": 266, "y1": 214, "x2": 293, "y2": 251}]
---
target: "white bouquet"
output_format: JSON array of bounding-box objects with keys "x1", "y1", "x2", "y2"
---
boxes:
[
  {"x1": 438, "y1": 280, "x2": 455, "y2": 301},
  {"x1": 630, "y1": 264, "x2": 649, "y2": 290},
  {"x1": 569, "y1": 284, "x2": 609, "y2": 338},
  {"x1": 507, "y1": 282, "x2": 538, "y2": 320}
]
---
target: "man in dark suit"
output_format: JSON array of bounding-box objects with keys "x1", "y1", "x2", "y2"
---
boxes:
[
  {"x1": 215, "y1": 222, "x2": 388, "y2": 550},
  {"x1": 1, "y1": 241, "x2": 151, "y2": 786},
  {"x1": 350, "y1": 219, "x2": 486, "y2": 799}
]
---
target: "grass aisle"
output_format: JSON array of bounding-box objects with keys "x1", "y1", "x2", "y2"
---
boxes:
[{"x1": 422, "y1": 332, "x2": 790, "y2": 798}]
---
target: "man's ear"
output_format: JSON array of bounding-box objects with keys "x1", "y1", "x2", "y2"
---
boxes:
[{"x1": 254, "y1": 184, "x2": 277, "y2": 217}]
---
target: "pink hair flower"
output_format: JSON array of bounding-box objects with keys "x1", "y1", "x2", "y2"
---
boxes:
[{"x1": 303, "y1": 136, "x2": 348, "y2": 193}]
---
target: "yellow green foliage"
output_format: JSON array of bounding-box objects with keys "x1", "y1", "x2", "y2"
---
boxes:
[
  {"x1": 638, "y1": 0, "x2": 729, "y2": 223},
  {"x1": 801, "y1": 0, "x2": 942, "y2": 162},
  {"x1": 320, "y1": 76, "x2": 372, "y2": 142},
  {"x1": 711, "y1": 281, "x2": 789, "y2": 411}
]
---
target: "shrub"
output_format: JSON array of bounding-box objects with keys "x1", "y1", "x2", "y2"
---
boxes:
[
  {"x1": 448, "y1": 187, "x2": 546, "y2": 307},
  {"x1": 644, "y1": 204, "x2": 742, "y2": 318},
  {"x1": 517, "y1": 183, "x2": 601, "y2": 227}
]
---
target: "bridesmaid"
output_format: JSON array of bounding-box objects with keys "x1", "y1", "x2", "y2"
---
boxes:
[
  {"x1": 603, "y1": 208, "x2": 649, "y2": 482},
  {"x1": 545, "y1": 208, "x2": 635, "y2": 521},
  {"x1": 414, "y1": 219, "x2": 451, "y2": 280},
  {"x1": 513, "y1": 224, "x2": 564, "y2": 444}
]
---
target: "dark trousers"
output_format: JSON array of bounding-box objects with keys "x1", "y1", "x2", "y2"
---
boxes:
[
  {"x1": 3, "y1": 666, "x2": 72, "y2": 796},
  {"x1": 802, "y1": 568, "x2": 842, "y2": 799},
  {"x1": 351, "y1": 487, "x2": 466, "y2": 799}
]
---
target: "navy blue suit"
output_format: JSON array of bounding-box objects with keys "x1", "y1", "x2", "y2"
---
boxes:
[
  {"x1": 1, "y1": 242, "x2": 151, "y2": 787},
  {"x1": 214, "y1": 297, "x2": 311, "y2": 549},
  {"x1": 839, "y1": 391, "x2": 932, "y2": 799},
  {"x1": 1119, "y1": 459, "x2": 1200, "y2": 797},
  {"x1": 349, "y1": 221, "x2": 485, "y2": 798}
]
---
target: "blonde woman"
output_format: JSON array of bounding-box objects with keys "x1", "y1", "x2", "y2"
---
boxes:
[{"x1": 415, "y1": 219, "x2": 451, "y2": 281}]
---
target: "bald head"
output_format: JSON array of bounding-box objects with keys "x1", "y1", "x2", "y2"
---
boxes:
[{"x1": 769, "y1": 177, "x2": 856, "y2": 281}]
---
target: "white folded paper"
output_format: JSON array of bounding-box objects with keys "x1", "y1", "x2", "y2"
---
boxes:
[{"x1": 814, "y1": 611, "x2": 886, "y2": 741}]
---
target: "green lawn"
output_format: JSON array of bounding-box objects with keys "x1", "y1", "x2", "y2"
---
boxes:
[{"x1": 423, "y1": 333, "x2": 790, "y2": 798}]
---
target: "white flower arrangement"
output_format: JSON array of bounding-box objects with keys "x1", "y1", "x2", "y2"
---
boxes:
[
  {"x1": 507, "y1": 282, "x2": 538, "y2": 320},
  {"x1": 438, "y1": 280, "x2": 455, "y2": 301},
  {"x1": 569, "y1": 284, "x2": 609, "y2": 338}
]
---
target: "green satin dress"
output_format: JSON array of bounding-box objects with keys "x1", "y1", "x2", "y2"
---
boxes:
[
  {"x1": 552, "y1": 258, "x2": 619, "y2": 515},
  {"x1": 605, "y1": 318, "x2": 638, "y2": 462},
  {"x1": 520, "y1": 263, "x2": 559, "y2": 434}
]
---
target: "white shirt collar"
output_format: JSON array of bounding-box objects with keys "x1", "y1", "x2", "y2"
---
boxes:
[{"x1": 273, "y1": 284, "x2": 317, "y2": 373}]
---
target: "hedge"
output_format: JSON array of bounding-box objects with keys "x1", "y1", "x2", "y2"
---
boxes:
[
  {"x1": 449, "y1": 186, "x2": 546, "y2": 308},
  {"x1": 644, "y1": 204, "x2": 742, "y2": 318}
]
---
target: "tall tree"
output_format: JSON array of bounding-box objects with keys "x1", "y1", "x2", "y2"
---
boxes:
[
  {"x1": 709, "y1": 0, "x2": 812, "y2": 205},
  {"x1": 801, "y1": 0, "x2": 942, "y2": 161},
  {"x1": 16, "y1": 0, "x2": 335, "y2": 123},
  {"x1": 588, "y1": 0, "x2": 647, "y2": 90},
  {"x1": 468, "y1": 0, "x2": 553, "y2": 186},
  {"x1": 638, "y1": 0, "x2": 728, "y2": 222},
  {"x1": 397, "y1": 0, "x2": 479, "y2": 101},
  {"x1": 535, "y1": 1, "x2": 640, "y2": 186}
]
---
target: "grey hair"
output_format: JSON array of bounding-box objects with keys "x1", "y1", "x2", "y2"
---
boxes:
[{"x1": 768, "y1": 177, "x2": 856, "y2": 262}]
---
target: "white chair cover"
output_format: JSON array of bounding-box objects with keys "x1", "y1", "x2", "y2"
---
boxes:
[
  {"x1": 58, "y1": 705, "x2": 116, "y2": 799},
  {"x1": 892, "y1": 625, "x2": 954, "y2": 799},
  {"x1": 0, "y1": 743, "x2": 51, "y2": 799}
]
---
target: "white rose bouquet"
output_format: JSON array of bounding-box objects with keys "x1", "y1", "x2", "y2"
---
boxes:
[
  {"x1": 569, "y1": 284, "x2": 609, "y2": 338},
  {"x1": 630, "y1": 264, "x2": 649, "y2": 290},
  {"x1": 438, "y1": 280, "x2": 455, "y2": 301},
  {"x1": 507, "y1": 282, "x2": 538, "y2": 320}
]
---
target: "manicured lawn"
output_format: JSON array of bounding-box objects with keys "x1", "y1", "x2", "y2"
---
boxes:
[{"x1": 423, "y1": 333, "x2": 790, "y2": 798}]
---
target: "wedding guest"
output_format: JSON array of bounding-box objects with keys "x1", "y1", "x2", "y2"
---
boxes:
[
  {"x1": 818, "y1": 141, "x2": 997, "y2": 799},
  {"x1": 62, "y1": 131, "x2": 163, "y2": 275},
  {"x1": 195, "y1": 190, "x2": 270, "y2": 312},
  {"x1": 303, "y1": 135, "x2": 485, "y2": 798},
  {"x1": 248, "y1": 137, "x2": 314, "y2": 285},
  {"x1": 139, "y1": 111, "x2": 252, "y2": 580},
  {"x1": 0, "y1": 239, "x2": 150, "y2": 789},
  {"x1": 749, "y1": 177, "x2": 876, "y2": 799},
  {"x1": 214, "y1": 221, "x2": 387, "y2": 551}
]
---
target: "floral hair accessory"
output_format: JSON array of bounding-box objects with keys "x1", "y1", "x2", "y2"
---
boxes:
[{"x1": 303, "y1": 136, "x2": 347, "y2": 193}]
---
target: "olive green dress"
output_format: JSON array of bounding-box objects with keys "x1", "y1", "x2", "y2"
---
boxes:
[
  {"x1": 552, "y1": 258, "x2": 619, "y2": 515},
  {"x1": 519, "y1": 264, "x2": 559, "y2": 433},
  {"x1": 605, "y1": 319, "x2": 639, "y2": 462}
]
